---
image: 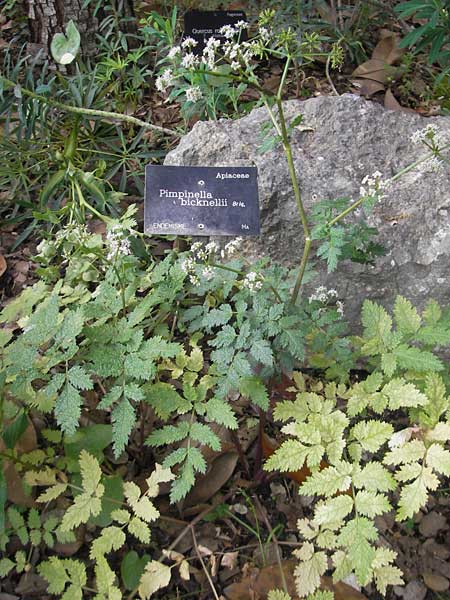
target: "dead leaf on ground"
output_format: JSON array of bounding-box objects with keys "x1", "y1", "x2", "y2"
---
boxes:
[
  {"x1": 0, "y1": 254, "x2": 6, "y2": 277},
  {"x1": 418, "y1": 511, "x2": 447, "y2": 537},
  {"x1": 183, "y1": 424, "x2": 239, "y2": 508},
  {"x1": 423, "y1": 572, "x2": 449, "y2": 592},
  {"x1": 0, "y1": 418, "x2": 37, "y2": 507},
  {"x1": 384, "y1": 89, "x2": 416, "y2": 113},
  {"x1": 352, "y1": 31, "x2": 405, "y2": 95},
  {"x1": 224, "y1": 559, "x2": 368, "y2": 600},
  {"x1": 373, "y1": 29, "x2": 405, "y2": 64}
]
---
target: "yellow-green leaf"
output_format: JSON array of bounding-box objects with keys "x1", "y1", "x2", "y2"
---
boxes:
[{"x1": 138, "y1": 561, "x2": 171, "y2": 599}]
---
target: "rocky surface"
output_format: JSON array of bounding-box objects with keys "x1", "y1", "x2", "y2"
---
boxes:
[{"x1": 165, "y1": 94, "x2": 450, "y2": 324}]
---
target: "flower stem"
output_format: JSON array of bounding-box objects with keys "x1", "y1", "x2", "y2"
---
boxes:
[{"x1": 275, "y1": 97, "x2": 312, "y2": 303}]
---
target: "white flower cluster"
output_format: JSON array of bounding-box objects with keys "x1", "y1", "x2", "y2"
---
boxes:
[
  {"x1": 55, "y1": 223, "x2": 89, "y2": 245},
  {"x1": 221, "y1": 237, "x2": 243, "y2": 258},
  {"x1": 410, "y1": 124, "x2": 443, "y2": 146},
  {"x1": 181, "y1": 52, "x2": 199, "y2": 69},
  {"x1": 308, "y1": 286, "x2": 344, "y2": 316},
  {"x1": 359, "y1": 171, "x2": 389, "y2": 201},
  {"x1": 191, "y1": 240, "x2": 219, "y2": 261},
  {"x1": 186, "y1": 86, "x2": 202, "y2": 103},
  {"x1": 180, "y1": 241, "x2": 219, "y2": 285},
  {"x1": 155, "y1": 68, "x2": 174, "y2": 92},
  {"x1": 106, "y1": 224, "x2": 131, "y2": 261},
  {"x1": 182, "y1": 37, "x2": 198, "y2": 49},
  {"x1": 202, "y1": 37, "x2": 221, "y2": 69},
  {"x1": 243, "y1": 271, "x2": 263, "y2": 292},
  {"x1": 308, "y1": 286, "x2": 338, "y2": 303},
  {"x1": 425, "y1": 156, "x2": 445, "y2": 172},
  {"x1": 218, "y1": 21, "x2": 249, "y2": 39},
  {"x1": 165, "y1": 20, "x2": 262, "y2": 76}
]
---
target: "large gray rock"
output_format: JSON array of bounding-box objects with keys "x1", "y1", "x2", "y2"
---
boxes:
[{"x1": 165, "y1": 95, "x2": 450, "y2": 322}]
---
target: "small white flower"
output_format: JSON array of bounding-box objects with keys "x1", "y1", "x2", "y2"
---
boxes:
[
  {"x1": 426, "y1": 156, "x2": 445, "y2": 172},
  {"x1": 205, "y1": 241, "x2": 219, "y2": 255},
  {"x1": 235, "y1": 20, "x2": 248, "y2": 29},
  {"x1": 243, "y1": 271, "x2": 263, "y2": 292},
  {"x1": 106, "y1": 224, "x2": 131, "y2": 260},
  {"x1": 411, "y1": 124, "x2": 440, "y2": 145},
  {"x1": 202, "y1": 266, "x2": 215, "y2": 280},
  {"x1": 223, "y1": 237, "x2": 243, "y2": 257},
  {"x1": 230, "y1": 60, "x2": 240, "y2": 71},
  {"x1": 182, "y1": 37, "x2": 198, "y2": 49},
  {"x1": 336, "y1": 300, "x2": 345, "y2": 317},
  {"x1": 259, "y1": 26, "x2": 271, "y2": 41},
  {"x1": 359, "y1": 171, "x2": 389, "y2": 201},
  {"x1": 155, "y1": 68, "x2": 174, "y2": 92},
  {"x1": 186, "y1": 86, "x2": 202, "y2": 103},
  {"x1": 181, "y1": 52, "x2": 199, "y2": 70},
  {"x1": 168, "y1": 46, "x2": 181, "y2": 59},
  {"x1": 219, "y1": 24, "x2": 236, "y2": 39}
]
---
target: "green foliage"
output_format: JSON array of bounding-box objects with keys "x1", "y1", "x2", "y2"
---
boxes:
[
  {"x1": 51, "y1": 20, "x2": 81, "y2": 65},
  {"x1": 396, "y1": 0, "x2": 450, "y2": 83},
  {"x1": 266, "y1": 330, "x2": 450, "y2": 598},
  {"x1": 355, "y1": 296, "x2": 450, "y2": 377}
]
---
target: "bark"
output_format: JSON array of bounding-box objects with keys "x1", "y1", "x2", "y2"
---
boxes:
[{"x1": 26, "y1": 0, "x2": 99, "y2": 59}]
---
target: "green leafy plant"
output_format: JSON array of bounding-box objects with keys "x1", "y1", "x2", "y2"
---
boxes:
[
  {"x1": 265, "y1": 296, "x2": 450, "y2": 599},
  {"x1": 396, "y1": 0, "x2": 450, "y2": 83}
]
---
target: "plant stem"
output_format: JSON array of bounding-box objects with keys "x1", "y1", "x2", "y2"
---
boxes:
[
  {"x1": 1, "y1": 76, "x2": 177, "y2": 137},
  {"x1": 328, "y1": 142, "x2": 450, "y2": 228},
  {"x1": 275, "y1": 97, "x2": 312, "y2": 303}
]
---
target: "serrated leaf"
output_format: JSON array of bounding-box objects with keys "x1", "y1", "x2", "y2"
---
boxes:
[
  {"x1": 353, "y1": 462, "x2": 396, "y2": 492},
  {"x1": 55, "y1": 384, "x2": 82, "y2": 436},
  {"x1": 90, "y1": 526, "x2": 126, "y2": 559},
  {"x1": 300, "y1": 462, "x2": 353, "y2": 497},
  {"x1": 205, "y1": 397, "x2": 238, "y2": 429},
  {"x1": 351, "y1": 420, "x2": 393, "y2": 452},
  {"x1": 239, "y1": 376, "x2": 269, "y2": 410},
  {"x1": 265, "y1": 439, "x2": 310, "y2": 472},
  {"x1": 67, "y1": 366, "x2": 93, "y2": 391},
  {"x1": 37, "y1": 482, "x2": 68, "y2": 503},
  {"x1": 293, "y1": 543, "x2": 327, "y2": 598},
  {"x1": 111, "y1": 398, "x2": 135, "y2": 457},
  {"x1": 0, "y1": 558, "x2": 15, "y2": 577},
  {"x1": 80, "y1": 449, "x2": 102, "y2": 494},
  {"x1": 128, "y1": 517, "x2": 151, "y2": 543},
  {"x1": 250, "y1": 338, "x2": 273, "y2": 366},
  {"x1": 338, "y1": 517, "x2": 377, "y2": 584},
  {"x1": 394, "y1": 344, "x2": 443, "y2": 372},
  {"x1": 202, "y1": 304, "x2": 233, "y2": 330},
  {"x1": 61, "y1": 490, "x2": 103, "y2": 531},
  {"x1": 138, "y1": 560, "x2": 171, "y2": 599},
  {"x1": 373, "y1": 564, "x2": 404, "y2": 595},
  {"x1": 313, "y1": 494, "x2": 353, "y2": 528},
  {"x1": 397, "y1": 466, "x2": 439, "y2": 520},
  {"x1": 38, "y1": 556, "x2": 70, "y2": 594},
  {"x1": 124, "y1": 482, "x2": 159, "y2": 523},
  {"x1": 393, "y1": 296, "x2": 421, "y2": 335},
  {"x1": 190, "y1": 422, "x2": 221, "y2": 451},
  {"x1": 354, "y1": 491, "x2": 391, "y2": 517},
  {"x1": 268, "y1": 591, "x2": 292, "y2": 600},
  {"x1": 382, "y1": 378, "x2": 428, "y2": 409},
  {"x1": 426, "y1": 443, "x2": 450, "y2": 476},
  {"x1": 384, "y1": 439, "x2": 426, "y2": 465},
  {"x1": 361, "y1": 300, "x2": 393, "y2": 353},
  {"x1": 144, "y1": 382, "x2": 187, "y2": 420},
  {"x1": 146, "y1": 464, "x2": 175, "y2": 498}
]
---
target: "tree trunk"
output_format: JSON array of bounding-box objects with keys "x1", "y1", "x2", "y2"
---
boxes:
[{"x1": 26, "y1": 0, "x2": 99, "y2": 59}]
